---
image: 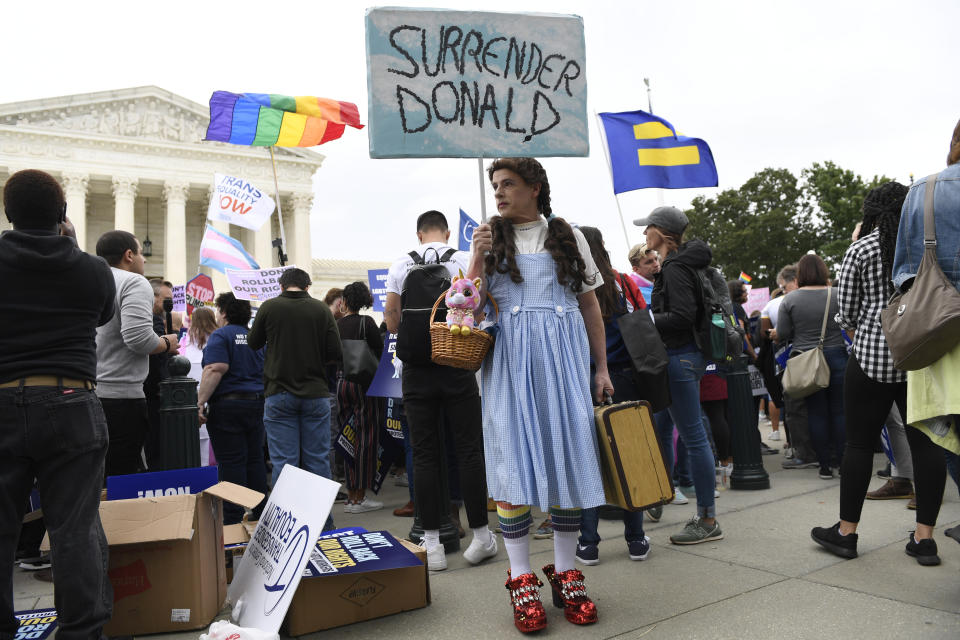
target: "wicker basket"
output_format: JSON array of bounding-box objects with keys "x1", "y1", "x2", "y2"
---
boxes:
[{"x1": 429, "y1": 291, "x2": 499, "y2": 371}]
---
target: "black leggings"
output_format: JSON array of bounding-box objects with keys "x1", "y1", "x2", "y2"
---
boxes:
[
  {"x1": 839, "y1": 354, "x2": 946, "y2": 526},
  {"x1": 702, "y1": 399, "x2": 730, "y2": 461}
]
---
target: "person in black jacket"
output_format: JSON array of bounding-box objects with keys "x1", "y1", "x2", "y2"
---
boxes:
[
  {"x1": 635, "y1": 206, "x2": 724, "y2": 545},
  {"x1": 0, "y1": 170, "x2": 116, "y2": 639}
]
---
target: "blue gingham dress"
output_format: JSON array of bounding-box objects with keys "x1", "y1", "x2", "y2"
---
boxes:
[{"x1": 482, "y1": 252, "x2": 606, "y2": 510}]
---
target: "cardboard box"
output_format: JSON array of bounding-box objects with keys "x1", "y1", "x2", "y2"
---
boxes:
[
  {"x1": 284, "y1": 530, "x2": 430, "y2": 636},
  {"x1": 45, "y1": 481, "x2": 263, "y2": 636}
]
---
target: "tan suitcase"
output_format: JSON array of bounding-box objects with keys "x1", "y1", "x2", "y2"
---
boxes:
[{"x1": 593, "y1": 400, "x2": 674, "y2": 510}]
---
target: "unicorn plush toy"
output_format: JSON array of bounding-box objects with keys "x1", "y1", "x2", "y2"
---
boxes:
[{"x1": 445, "y1": 272, "x2": 482, "y2": 336}]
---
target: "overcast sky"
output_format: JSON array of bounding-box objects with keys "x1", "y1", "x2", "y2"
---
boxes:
[{"x1": 4, "y1": 0, "x2": 959, "y2": 272}]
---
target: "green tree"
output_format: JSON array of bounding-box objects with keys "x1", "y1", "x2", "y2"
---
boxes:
[
  {"x1": 685, "y1": 168, "x2": 818, "y2": 288},
  {"x1": 802, "y1": 161, "x2": 888, "y2": 268}
]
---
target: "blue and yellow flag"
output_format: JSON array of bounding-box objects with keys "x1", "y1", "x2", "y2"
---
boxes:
[{"x1": 599, "y1": 110, "x2": 718, "y2": 193}]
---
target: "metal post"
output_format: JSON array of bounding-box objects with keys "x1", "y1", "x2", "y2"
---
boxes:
[
  {"x1": 726, "y1": 355, "x2": 770, "y2": 489},
  {"x1": 157, "y1": 355, "x2": 201, "y2": 470}
]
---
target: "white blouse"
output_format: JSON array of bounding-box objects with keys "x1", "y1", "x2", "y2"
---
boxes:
[{"x1": 511, "y1": 218, "x2": 603, "y2": 293}]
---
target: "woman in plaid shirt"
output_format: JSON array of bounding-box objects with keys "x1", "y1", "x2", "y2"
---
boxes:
[{"x1": 811, "y1": 182, "x2": 947, "y2": 566}]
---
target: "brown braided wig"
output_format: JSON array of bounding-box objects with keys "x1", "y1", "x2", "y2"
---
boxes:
[{"x1": 484, "y1": 158, "x2": 594, "y2": 293}]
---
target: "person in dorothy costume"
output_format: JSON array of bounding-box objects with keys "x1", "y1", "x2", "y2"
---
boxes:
[{"x1": 467, "y1": 157, "x2": 613, "y2": 633}]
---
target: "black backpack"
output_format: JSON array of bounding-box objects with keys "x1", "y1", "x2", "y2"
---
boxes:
[
  {"x1": 681, "y1": 265, "x2": 744, "y2": 366},
  {"x1": 396, "y1": 247, "x2": 457, "y2": 365}
]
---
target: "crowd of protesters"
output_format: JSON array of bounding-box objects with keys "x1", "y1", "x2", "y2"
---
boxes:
[{"x1": 3, "y1": 117, "x2": 960, "y2": 637}]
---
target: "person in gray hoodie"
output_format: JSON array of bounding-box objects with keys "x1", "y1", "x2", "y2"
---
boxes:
[{"x1": 94, "y1": 230, "x2": 179, "y2": 477}]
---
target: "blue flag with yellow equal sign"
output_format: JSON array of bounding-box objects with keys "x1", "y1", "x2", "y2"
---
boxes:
[{"x1": 599, "y1": 110, "x2": 718, "y2": 193}]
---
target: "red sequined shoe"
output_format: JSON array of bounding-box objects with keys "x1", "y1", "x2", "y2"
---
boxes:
[
  {"x1": 542, "y1": 564, "x2": 598, "y2": 625},
  {"x1": 505, "y1": 570, "x2": 548, "y2": 633}
]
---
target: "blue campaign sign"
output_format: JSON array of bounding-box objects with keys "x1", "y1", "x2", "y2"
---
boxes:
[
  {"x1": 106, "y1": 466, "x2": 219, "y2": 500},
  {"x1": 365, "y1": 7, "x2": 588, "y2": 158},
  {"x1": 303, "y1": 530, "x2": 422, "y2": 578},
  {"x1": 15, "y1": 609, "x2": 58, "y2": 640},
  {"x1": 367, "y1": 268, "x2": 389, "y2": 312},
  {"x1": 366, "y1": 333, "x2": 402, "y2": 398},
  {"x1": 459, "y1": 208, "x2": 477, "y2": 251}
]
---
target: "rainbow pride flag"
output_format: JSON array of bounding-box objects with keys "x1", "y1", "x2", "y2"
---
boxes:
[
  {"x1": 205, "y1": 91, "x2": 364, "y2": 148},
  {"x1": 739, "y1": 271, "x2": 752, "y2": 284}
]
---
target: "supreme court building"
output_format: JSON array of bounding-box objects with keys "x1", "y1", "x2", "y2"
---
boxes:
[{"x1": 0, "y1": 86, "x2": 325, "y2": 294}]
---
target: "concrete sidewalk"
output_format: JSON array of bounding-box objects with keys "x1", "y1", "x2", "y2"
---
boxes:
[{"x1": 14, "y1": 427, "x2": 960, "y2": 639}]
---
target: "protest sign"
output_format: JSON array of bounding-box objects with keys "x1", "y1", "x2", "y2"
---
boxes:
[
  {"x1": 743, "y1": 286, "x2": 770, "y2": 317},
  {"x1": 366, "y1": 333, "x2": 402, "y2": 398},
  {"x1": 304, "y1": 530, "x2": 421, "y2": 578},
  {"x1": 459, "y1": 208, "x2": 477, "y2": 251},
  {"x1": 106, "y1": 466, "x2": 219, "y2": 500},
  {"x1": 207, "y1": 173, "x2": 275, "y2": 231},
  {"x1": 228, "y1": 465, "x2": 338, "y2": 633},
  {"x1": 748, "y1": 364, "x2": 768, "y2": 397},
  {"x1": 171, "y1": 285, "x2": 186, "y2": 313},
  {"x1": 367, "y1": 268, "x2": 389, "y2": 312},
  {"x1": 226, "y1": 266, "x2": 296, "y2": 301},
  {"x1": 185, "y1": 273, "x2": 214, "y2": 317},
  {"x1": 365, "y1": 7, "x2": 588, "y2": 158},
  {"x1": 15, "y1": 609, "x2": 58, "y2": 640}
]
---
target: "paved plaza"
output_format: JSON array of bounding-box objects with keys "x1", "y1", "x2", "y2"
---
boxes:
[{"x1": 14, "y1": 426, "x2": 960, "y2": 639}]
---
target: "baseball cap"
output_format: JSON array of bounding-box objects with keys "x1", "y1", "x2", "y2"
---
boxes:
[{"x1": 633, "y1": 206, "x2": 689, "y2": 235}]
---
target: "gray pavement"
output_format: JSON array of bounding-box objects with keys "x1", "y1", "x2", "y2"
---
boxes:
[{"x1": 14, "y1": 424, "x2": 960, "y2": 639}]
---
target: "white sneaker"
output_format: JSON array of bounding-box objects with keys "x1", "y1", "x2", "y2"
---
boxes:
[
  {"x1": 463, "y1": 532, "x2": 498, "y2": 565},
  {"x1": 714, "y1": 489, "x2": 720, "y2": 498},
  {"x1": 424, "y1": 543, "x2": 447, "y2": 571},
  {"x1": 351, "y1": 497, "x2": 383, "y2": 513},
  {"x1": 769, "y1": 430, "x2": 782, "y2": 441},
  {"x1": 671, "y1": 489, "x2": 689, "y2": 505},
  {"x1": 343, "y1": 501, "x2": 356, "y2": 514}
]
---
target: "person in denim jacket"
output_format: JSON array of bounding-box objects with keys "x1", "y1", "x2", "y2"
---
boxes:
[
  {"x1": 893, "y1": 120, "x2": 960, "y2": 290},
  {"x1": 889, "y1": 118, "x2": 960, "y2": 559}
]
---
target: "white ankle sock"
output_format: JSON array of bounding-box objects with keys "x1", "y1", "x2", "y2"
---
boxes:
[
  {"x1": 553, "y1": 530, "x2": 578, "y2": 572},
  {"x1": 423, "y1": 529, "x2": 440, "y2": 549},
  {"x1": 503, "y1": 534, "x2": 531, "y2": 576},
  {"x1": 471, "y1": 526, "x2": 492, "y2": 545}
]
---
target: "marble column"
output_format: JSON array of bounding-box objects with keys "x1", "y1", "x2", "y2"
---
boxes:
[
  {"x1": 252, "y1": 214, "x2": 275, "y2": 270},
  {"x1": 111, "y1": 176, "x2": 138, "y2": 233},
  {"x1": 163, "y1": 180, "x2": 190, "y2": 285},
  {"x1": 289, "y1": 192, "x2": 314, "y2": 272},
  {"x1": 61, "y1": 172, "x2": 89, "y2": 251}
]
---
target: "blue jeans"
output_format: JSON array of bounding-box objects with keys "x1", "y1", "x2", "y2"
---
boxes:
[
  {"x1": 264, "y1": 391, "x2": 333, "y2": 529},
  {"x1": 804, "y1": 347, "x2": 848, "y2": 469},
  {"x1": 0, "y1": 387, "x2": 111, "y2": 640},
  {"x1": 581, "y1": 363, "x2": 648, "y2": 545},
  {"x1": 654, "y1": 347, "x2": 716, "y2": 518}
]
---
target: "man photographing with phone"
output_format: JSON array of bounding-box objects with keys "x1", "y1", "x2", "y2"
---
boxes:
[{"x1": 0, "y1": 169, "x2": 117, "y2": 638}]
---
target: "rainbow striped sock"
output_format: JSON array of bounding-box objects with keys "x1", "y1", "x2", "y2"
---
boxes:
[
  {"x1": 548, "y1": 506, "x2": 582, "y2": 533},
  {"x1": 497, "y1": 504, "x2": 533, "y2": 539}
]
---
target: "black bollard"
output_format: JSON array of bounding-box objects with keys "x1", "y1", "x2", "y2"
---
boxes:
[
  {"x1": 726, "y1": 354, "x2": 770, "y2": 490},
  {"x1": 157, "y1": 355, "x2": 201, "y2": 470},
  {"x1": 408, "y1": 417, "x2": 461, "y2": 553}
]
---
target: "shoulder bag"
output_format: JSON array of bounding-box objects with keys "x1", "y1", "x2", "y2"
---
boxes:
[
  {"x1": 881, "y1": 172, "x2": 960, "y2": 370},
  {"x1": 616, "y1": 273, "x2": 671, "y2": 412},
  {"x1": 342, "y1": 316, "x2": 380, "y2": 387},
  {"x1": 781, "y1": 288, "x2": 832, "y2": 399}
]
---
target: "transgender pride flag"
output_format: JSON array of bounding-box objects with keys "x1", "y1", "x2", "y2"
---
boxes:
[{"x1": 199, "y1": 224, "x2": 259, "y2": 273}]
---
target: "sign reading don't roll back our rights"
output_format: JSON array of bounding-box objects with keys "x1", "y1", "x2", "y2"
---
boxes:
[{"x1": 365, "y1": 7, "x2": 588, "y2": 158}]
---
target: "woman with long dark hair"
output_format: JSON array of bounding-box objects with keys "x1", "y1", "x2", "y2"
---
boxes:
[
  {"x1": 468, "y1": 158, "x2": 611, "y2": 633},
  {"x1": 574, "y1": 226, "x2": 650, "y2": 566},
  {"x1": 336, "y1": 281, "x2": 384, "y2": 512},
  {"x1": 811, "y1": 181, "x2": 947, "y2": 565},
  {"x1": 777, "y1": 254, "x2": 847, "y2": 480}
]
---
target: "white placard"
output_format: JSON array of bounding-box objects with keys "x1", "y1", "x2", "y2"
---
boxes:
[
  {"x1": 226, "y1": 266, "x2": 297, "y2": 302},
  {"x1": 207, "y1": 173, "x2": 275, "y2": 231},
  {"x1": 227, "y1": 466, "x2": 339, "y2": 633},
  {"x1": 365, "y1": 7, "x2": 588, "y2": 158}
]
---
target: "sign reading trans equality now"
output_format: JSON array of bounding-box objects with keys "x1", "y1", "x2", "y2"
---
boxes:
[{"x1": 365, "y1": 7, "x2": 588, "y2": 158}]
